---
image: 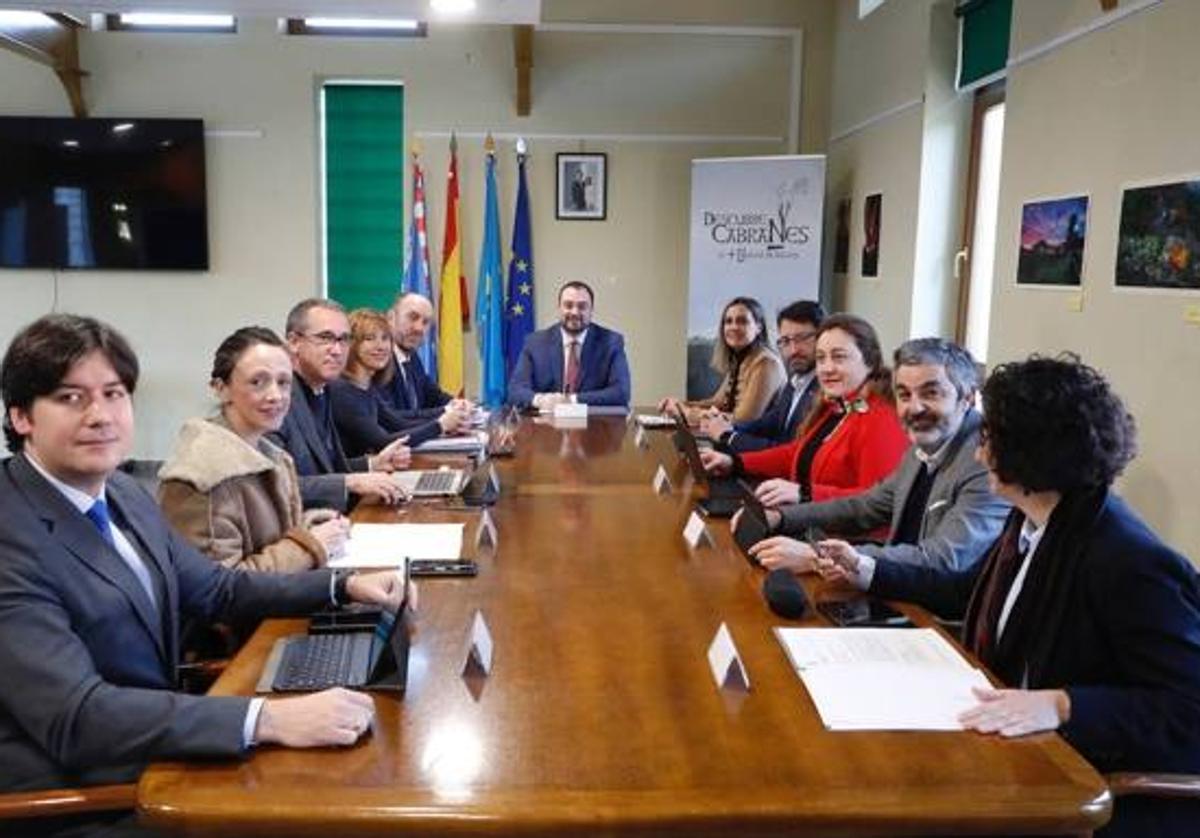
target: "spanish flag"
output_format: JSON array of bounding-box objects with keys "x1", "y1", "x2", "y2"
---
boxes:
[{"x1": 437, "y1": 133, "x2": 467, "y2": 394}]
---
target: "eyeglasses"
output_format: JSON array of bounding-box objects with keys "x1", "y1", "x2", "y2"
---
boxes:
[
  {"x1": 776, "y1": 332, "x2": 818, "y2": 349},
  {"x1": 300, "y1": 331, "x2": 352, "y2": 348}
]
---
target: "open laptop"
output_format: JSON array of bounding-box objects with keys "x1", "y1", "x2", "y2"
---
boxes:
[
  {"x1": 256, "y1": 577, "x2": 412, "y2": 693},
  {"x1": 672, "y1": 409, "x2": 754, "y2": 514},
  {"x1": 393, "y1": 466, "x2": 469, "y2": 497}
]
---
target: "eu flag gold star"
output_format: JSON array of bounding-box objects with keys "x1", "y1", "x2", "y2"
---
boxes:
[{"x1": 518, "y1": 282, "x2": 532, "y2": 296}]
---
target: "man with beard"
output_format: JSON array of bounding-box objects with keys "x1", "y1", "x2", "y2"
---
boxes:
[
  {"x1": 699, "y1": 300, "x2": 824, "y2": 451},
  {"x1": 507, "y1": 281, "x2": 631, "y2": 410},
  {"x1": 370, "y1": 292, "x2": 472, "y2": 443},
  {"x1": 741, "y1": 337, "x2": 1010, "y2": 574}
]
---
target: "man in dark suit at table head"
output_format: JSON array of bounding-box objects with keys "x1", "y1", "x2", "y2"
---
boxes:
[
  {"x1": 271, "y1": 298, "x2": 410, "y2": 511},
  {"x1": 506, "y1": 280, "x2": 631, "y2": 411},
  {"x1": 0, "y1": 314, "x2": 407, "y2": 835},
  {"x1": 700, "y1": 299, "x2": 824, "y2": 451},
  {"x1": 742, "y1": 337, "x2": 1010, "y2": 575},
  {"x1": 379, "y1": 292, "x2": 472, "y2": 435}
]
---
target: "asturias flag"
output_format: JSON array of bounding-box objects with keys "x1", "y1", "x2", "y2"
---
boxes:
[
  {"x1": 504, "y1": 149, "x2": 534, "y2": 378},
  {"x1": 475, "y1": 140, "x2": 506, "y2": 407},
  {"x1": 437, "y1": 134, "x2": 465, "y2": 394}
]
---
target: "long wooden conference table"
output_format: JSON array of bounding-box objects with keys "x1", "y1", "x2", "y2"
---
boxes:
[{"x1": 139, "y1": 415, "x2": 1111, "y2": 836}]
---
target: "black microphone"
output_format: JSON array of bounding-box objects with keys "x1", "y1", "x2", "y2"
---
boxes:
[{"x1": 762, "y1": 568, "x2": 809, "y2": 619}]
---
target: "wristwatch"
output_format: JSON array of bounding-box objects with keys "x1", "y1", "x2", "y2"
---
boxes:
[{"x1": 332, "y1": 569, "x2": 354, "y2": 606}]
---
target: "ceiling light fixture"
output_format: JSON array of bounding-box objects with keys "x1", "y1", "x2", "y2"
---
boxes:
[
  {"x1": 304, "y1": 17, "x2": 421, "y2": 31},
  {"x1": 119, "y1": 12, "x2": 235, "y2": 29},
  {"x1": 430, "y1": 0, "x2": 478, "y2": 15}
]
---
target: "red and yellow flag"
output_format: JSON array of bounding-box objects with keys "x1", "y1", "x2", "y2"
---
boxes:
[{"x1": 438, "y1": 134, "x2": 467, "y2": 394}]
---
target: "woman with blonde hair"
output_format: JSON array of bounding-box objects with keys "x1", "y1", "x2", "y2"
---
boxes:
[{"x1": 330, "y1": 308, "x2": 442, "y2": 458}]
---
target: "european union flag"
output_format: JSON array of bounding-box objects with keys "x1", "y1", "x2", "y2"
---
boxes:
[{"x1": 504, "y1": 152, "x2": 534, "y2": 379}]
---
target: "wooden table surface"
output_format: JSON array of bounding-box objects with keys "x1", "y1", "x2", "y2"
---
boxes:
[{"x1": 139, "y1": 415, "x2": 1111, "y2": 836}]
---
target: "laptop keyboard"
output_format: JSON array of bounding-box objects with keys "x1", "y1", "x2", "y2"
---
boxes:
[
  {"x1": 275, "y1": 633, "x2": 356, "y2": 691},
  {"x1": 415, "y1": 471, "x2": 458, "y2": 493}
]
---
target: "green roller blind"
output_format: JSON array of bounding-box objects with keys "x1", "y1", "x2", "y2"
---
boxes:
[
  {"x1": 957, "y1": 0, "x2": 1012, "y2": 89},
  {"x1": 322, "y1": 83, "x2": 404, "y2": 310}
]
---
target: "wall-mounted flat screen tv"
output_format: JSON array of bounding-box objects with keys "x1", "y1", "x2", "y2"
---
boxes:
[{"x1": 0, "y1": 116, "x2": 208, "y2": 270}]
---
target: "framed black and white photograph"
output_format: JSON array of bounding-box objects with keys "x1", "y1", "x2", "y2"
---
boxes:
[{"x1": 556, "y1": 153, "x2": 607, "y2": 220}]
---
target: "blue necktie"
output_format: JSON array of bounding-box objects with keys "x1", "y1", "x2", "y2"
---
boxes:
[
  {"x1": 85, "y1": 499, "x2": 117, "y2": 547},
  {"x1": 87, "y1": 499, "x2": 158, "y2": 612}
]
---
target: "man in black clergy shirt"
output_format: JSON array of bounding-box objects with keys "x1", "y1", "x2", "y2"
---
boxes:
[{"x1": 0, "y1": 314, "x2": 409, "y2": 837}]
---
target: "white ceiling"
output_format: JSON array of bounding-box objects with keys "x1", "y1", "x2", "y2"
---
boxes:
[{"x1": 0, "y1": 0, "x2": 541, "y2": 24}]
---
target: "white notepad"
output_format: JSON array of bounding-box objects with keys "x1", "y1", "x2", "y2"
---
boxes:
[
  {"x1": 774, "y1": 627, "x2": 992, "y2": 731},
  {"x1": 329, "y1": 522, "x2": 465, "y2": 568}
]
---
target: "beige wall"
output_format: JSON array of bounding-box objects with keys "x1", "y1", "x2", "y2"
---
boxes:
[
  {"x1": 990, "y1": 0, "x2": 1200, "y2": 559},
  {"x1": 0, "y1": 8, "x2": 827, "y2": 457},
  {"x1": 823, "y1": 0, "x2": 1200, "y2": 561},
  {"x1": 820, "y1": 0, "x2": 950, "y2": 355}
]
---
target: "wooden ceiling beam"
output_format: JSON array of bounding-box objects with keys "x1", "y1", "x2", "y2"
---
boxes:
[
  {"x1": 513, "y1": 24, "x2": 533, "y2": 117},
  {"x1": 0, "y1": 13, "x2": 89, "y2": 117}
]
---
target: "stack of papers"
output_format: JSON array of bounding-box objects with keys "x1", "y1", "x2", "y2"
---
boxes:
[
  {"x1": 774, "y1": 627, "x2": 992, "y2": 731},
  {"x1": 634, "y1": 413, "x2": 676, "y2": 428},
  {"x1": 413, "y1": 431, "x2": 487, "y2": 453},
  {"x1": 329, "y1": 523, "x2": 464, "y2": 568}
]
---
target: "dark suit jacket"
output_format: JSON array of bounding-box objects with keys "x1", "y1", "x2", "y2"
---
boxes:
[
  {"x1": 269, "y1": 379, "x2": 367, "y2": 511},
  {"x1": 778, "y1": 411, "x2": 1009, "y2": 571},
  {"x1": 329, "y1": 379, "x2": 440, "y2": 459},
  {"x1": 869, "y1": 492, "x2": 1200, "y2": 784},
  {"x1": 0, "y1": 454, "x2": 332, "y2": 792},
  {"x1": 377, "y1": 353, "x2": 451, "y2": 415},
  {"x1": 506, "y1": 324, "x2": 631, "y2": 408},
  {"x1": 725, "y1": 375, "x2": 815, "y2": 453}
]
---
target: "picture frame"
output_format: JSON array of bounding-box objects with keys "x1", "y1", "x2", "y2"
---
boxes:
[
  {"x1": 556, "y1": 153, "x2": 607, "y2": 220},
  {"x1": 1016, "y1": 195, "x2": 1089, "y2": 288}
]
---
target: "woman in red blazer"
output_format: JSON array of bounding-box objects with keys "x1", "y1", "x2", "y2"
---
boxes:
[{"x1": 703, "y1": 313, "x2": 909, "y2": 508}]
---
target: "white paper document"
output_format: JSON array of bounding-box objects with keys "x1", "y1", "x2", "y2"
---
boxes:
[
  {"x1": 774, "y1": 627, "x2": 991, "y2": 731},
  {"x1": 413, "y1": 431, "x2": 487, "y2": 453},
  {"x1": 330, "y1": 523, "x2": 464, "y2": 568}
]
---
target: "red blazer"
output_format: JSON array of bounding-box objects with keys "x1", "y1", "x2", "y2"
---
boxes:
[{"x1": 739, "y1": 389, "x2": 909, "y2": 502}]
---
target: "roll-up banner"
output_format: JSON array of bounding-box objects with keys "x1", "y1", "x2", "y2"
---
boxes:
[{"x1": 686, "y1": 155, "x2": 825, "y2": 398}]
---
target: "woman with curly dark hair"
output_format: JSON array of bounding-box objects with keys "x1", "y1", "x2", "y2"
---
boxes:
[{"x1": 815, "y1": 355, "x2": 1200, "y2": 837}]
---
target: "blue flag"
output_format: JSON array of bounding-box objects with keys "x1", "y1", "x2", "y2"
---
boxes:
[
  {"x1": 475, "y1": 149, "x2": 506, "y2": 407},
  {"x1": 403, "y1": 157, "x2": 437, "y2": 380},
  {"x1": 504, "y1": 153, "x2": 534, "y2": 379}
]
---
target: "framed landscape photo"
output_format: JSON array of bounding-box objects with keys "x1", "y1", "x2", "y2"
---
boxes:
[
  {"x1": 1017, "y1": 195, "x2": 1089, "y2": 287},
  {"x1": 557, "y1": 153, "x2": 607, "y2": 220}
]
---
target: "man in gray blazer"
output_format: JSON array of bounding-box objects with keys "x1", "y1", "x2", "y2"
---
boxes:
[
  {"x1": 744, "y1": 338, "x2": 1009, "y2": 574},
  {"x1": 0, "y1": 315, "x2": 407, "y2": 824}
]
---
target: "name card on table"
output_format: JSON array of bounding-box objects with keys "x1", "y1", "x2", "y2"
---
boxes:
[
  {"x1": 707, "y1": 622, "x2": 750, "y2": 691},
  {"x1": 682, "y1": 511, "x2": 714, "y2": 548},
  {"x1": 553, "y1": 402, "x2": 589, "y2": 421},
  {"x1": 485, "y1": 462, "x2": 501, "y2": 493},
  {"x1": 633, "y1": 425, "x2": 649, "y2": 449},
  {"x1": 652, "y1": 464, "x2": 673, "y2": 495},
  {"x1": 474, "y1": 509, "x2": 498, "y2": 550},
  {"x1": 463, "y1": 610, "x2": 494, "y2": 677}
]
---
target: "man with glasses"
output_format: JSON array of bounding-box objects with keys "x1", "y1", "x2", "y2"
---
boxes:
[
  {"x1": 740, "y1": 337, "x2": 1009, "y2": 575},
  {"x1": 272, "y1": 298, "x2": 410, "y2": 511},
  {"x1": 701, "y1": 300, "x2": 824, "y2": 452}
]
